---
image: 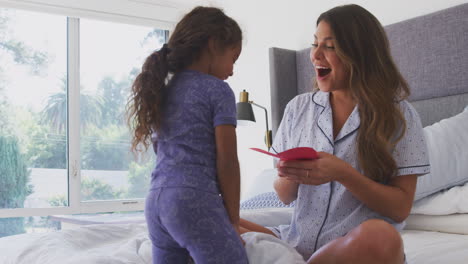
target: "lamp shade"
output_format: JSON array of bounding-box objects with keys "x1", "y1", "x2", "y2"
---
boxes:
[{"x1": 236, "y1": 102, "x2": 256, "y2": 124}]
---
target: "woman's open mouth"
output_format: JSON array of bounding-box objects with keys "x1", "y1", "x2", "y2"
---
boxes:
[{"x1": 316, "y1": 65, "x2": 331, "y2": 79}]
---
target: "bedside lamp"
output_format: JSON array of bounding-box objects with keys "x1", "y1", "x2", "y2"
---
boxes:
[{"x1": 236, "y1": 90, "x2": 272, "y2": 151}]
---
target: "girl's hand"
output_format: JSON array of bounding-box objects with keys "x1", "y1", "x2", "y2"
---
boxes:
[
  {"x1": 233, "y1": 224, "x2": 246, "y2": 246},
  {"x1": 277, "y1": 151, "x2": 353, "y2": 185}
]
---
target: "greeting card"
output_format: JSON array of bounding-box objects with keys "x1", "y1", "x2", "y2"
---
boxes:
[{"x1": 250, "y1": 147, "x2": 318, "y2": 161}]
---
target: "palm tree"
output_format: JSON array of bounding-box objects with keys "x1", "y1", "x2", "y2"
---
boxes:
[{"x1": 41, "y1": 77, "x2": 103, "y2": 133}]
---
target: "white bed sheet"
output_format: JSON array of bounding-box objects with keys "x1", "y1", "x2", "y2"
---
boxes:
[
  {"x1": 1, "y1": 215, "x2": 467, "y2": 264},
  {"x1": 402, "y1": 230, "x2": 468, "y2": 264}
]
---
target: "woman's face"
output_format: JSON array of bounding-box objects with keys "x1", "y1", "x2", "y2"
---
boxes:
[{"x1": 311, "y1": 21, "x2": 348, "y2": 93}]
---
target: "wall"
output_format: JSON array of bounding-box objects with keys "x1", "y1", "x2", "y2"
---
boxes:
[{"x1": 212, "y1": 0, "x2": 467, "y2": 199}]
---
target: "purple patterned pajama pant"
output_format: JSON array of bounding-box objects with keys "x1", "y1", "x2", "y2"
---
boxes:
[{"x1": 145, "y1": 187, "x2": 249, "y2": 264}]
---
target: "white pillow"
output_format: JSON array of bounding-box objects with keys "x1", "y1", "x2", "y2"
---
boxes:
[
  {"x1": 411, "y1": 181, "x2": 468, "y2": 215},
  {"x1": 414, "y1": 109, "x2": 468, "y2": 200}
]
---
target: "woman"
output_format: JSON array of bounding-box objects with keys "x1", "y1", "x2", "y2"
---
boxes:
[{"x1": 239, "y1": 4, "x2": 430, "y2": 264}]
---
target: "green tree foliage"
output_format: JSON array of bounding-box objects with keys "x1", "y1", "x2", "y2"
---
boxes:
[
  {"x1": 81, "y1": 125, "x2": 132, "y2": 170},
  {"x1": 27, "y1": 133, "x2": 66, "y2": 169},
  {"x1": 0, "y1": 39, "x2": 47, "y2": 75},
  {"x1": 0, "y1": 10, "x2": 48, "y2": 135},
  {"x1": 26, "y1": 121, "x2": 66, "y2": 169},
  {"x1": 98, "y1": 76, "x2": 130, "y2": 127},
  {"x1": 47, "y1": 179, "x2": 125, "y2": 204},
  {"x1": 0, "y1": 10, "x2": 48, "y2": 75},
  {"x1": 10, "y1": 107, "x2": 67, "y2": 169},
  {"x1": 126, "y1": 157, "x2": 154, "y2": 198},
  {"x1": 0, "y1": 10, "x2": 47, "y2": 237},
  {"x1": 0, "y1": 97, "x2": 13, "y2": 135},
  {"x1": 81, "y1": 178, "x2": 123, "y2": 201},
  {"x1": 40, "y1": 84, "x2": 67, "y2": 133},
  {"x1": 0, "y1": 136, "x2": 33, "y2": 237},
  {"x1": 41, "y1": 77, "x2": 103, "y2": 134},
  {"x1": 48, "y1": 195, "x2": 67, "y2": 207}
]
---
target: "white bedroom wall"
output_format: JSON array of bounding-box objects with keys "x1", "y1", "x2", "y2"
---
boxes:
[{"x1": 211, "y1": 0, "x2": 468, "y2": 199}]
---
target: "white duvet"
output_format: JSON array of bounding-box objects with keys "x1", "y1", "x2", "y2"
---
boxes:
[{"x1": 0, "y1": 223, "x2": 304, "y2": 264}]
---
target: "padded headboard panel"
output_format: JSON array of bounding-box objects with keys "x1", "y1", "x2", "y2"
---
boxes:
[{"x1": 269, "y1": 3, "x2": 468, "y2": 135}]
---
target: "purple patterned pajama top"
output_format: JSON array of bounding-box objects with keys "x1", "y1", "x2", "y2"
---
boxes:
[{"x1": 150, "y1": 70, "x2": 237, "y2": 194}]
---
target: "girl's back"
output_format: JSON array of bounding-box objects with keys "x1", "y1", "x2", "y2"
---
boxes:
[{"x1": 152, "y1": 69, "x2": 236, "y2": 194}]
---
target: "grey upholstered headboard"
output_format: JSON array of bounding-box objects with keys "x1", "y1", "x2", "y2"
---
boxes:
[{"x1": 269, "y1": 3, "x2": 468, "y2": 136}]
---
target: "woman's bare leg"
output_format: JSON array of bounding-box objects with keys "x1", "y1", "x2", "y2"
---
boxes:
[
  {"x1": 307, "y1": 219, "x2": 405, "y2": 264},
  {"x1": 239, "y1": 218, "x2": 277, "y2": 237}
]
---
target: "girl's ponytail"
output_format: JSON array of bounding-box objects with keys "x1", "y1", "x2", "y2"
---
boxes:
[{"x1": 127, "y1": 44, "x2": 170, "y2": 152}]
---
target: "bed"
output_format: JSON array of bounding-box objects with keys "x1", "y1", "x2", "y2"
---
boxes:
[{"x1": 1, "y1": 3, "x2": 467, "y2": 264}]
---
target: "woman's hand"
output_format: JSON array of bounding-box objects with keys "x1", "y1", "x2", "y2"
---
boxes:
[{"x1": 277, "y1": 151, "x2": 354, "y2": 185}]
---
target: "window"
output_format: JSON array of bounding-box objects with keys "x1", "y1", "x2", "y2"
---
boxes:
[
  {"x1": 0, "y1": 8, "x2": 67, "y2": 210},
  {"x1": 79, "y1": 18, "x2": 165, "y2": 201},
  {"x1": 0, "y1": 7, "x2": 168, "y2": 238}
]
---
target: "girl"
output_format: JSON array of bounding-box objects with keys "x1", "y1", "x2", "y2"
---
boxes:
[
  {"x1": 239, "y1": 4, "x2": 430, "y2": 264},
  {"x1": 127, "y1": 6, "x2": 248, "y2": 264}
]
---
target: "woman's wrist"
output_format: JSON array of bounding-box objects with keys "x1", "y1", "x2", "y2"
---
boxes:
[{"x1": 336, "y1": 163, "x2": 360, "y2": 185}]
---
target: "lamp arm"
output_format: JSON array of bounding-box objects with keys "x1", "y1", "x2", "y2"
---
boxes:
[
  {"x1": 250, "y1": 102, "x2": 269, "y2": 131},
  {"x1": 250, "y1": 101, "x2": 273, "y2": 151}
]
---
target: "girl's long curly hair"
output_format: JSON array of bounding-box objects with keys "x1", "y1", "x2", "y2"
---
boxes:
[
  {"x1": 316, "y1": 4, "x2": 410, "y2": 183},
  {"x1": 127, "y1": 6, "x2": 242, "y2": 152}
]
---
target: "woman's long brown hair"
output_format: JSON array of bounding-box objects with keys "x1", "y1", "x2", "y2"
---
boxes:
[
  {"x1": 317, "y1": 5, "x2": 410, "y2": 183},
  {"x1": 127, "y1": 6, "x2": 242, "y2": 152}
]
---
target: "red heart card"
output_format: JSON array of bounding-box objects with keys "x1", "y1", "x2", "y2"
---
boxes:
[{"x1": 250, "y1": 147, "x2": 318, "y2": 161}]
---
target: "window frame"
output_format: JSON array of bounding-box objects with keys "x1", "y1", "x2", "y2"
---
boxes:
[{"x1": 0, "y1": 2, "x2": 173, "y2": 219}]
